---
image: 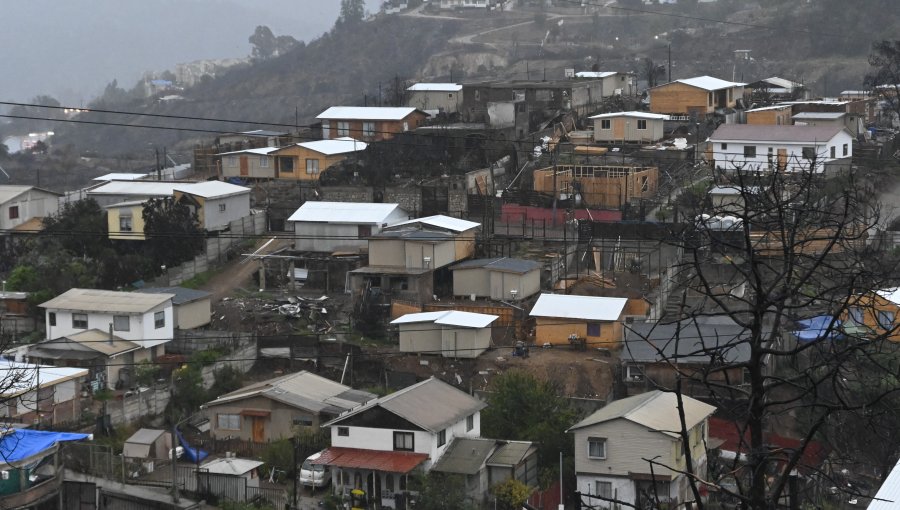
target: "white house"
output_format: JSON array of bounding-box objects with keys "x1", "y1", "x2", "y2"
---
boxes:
[
  {"x1": 173, "y1": 180, "x2": 251, "y2": 231},
  {"x1": 0, "y1": 186, "x2": 62, "y2": 234},
  {"x1": 589, "y1": 112, "x2": 669, "y2": 143},
  {"x1": 287, "y1": 201, "x2": 409, "y2": 253},
  {"x1": 0, "y1": 360, "x2": 88, "y2": 422},
  {"x1": 450, "y1": 257, "x2": 542, "y2": 301},
  {"x1": 86, "y1": 181, "x2": 184, "y2": 207},
  {"x1": 568, "y1": 391, "x2": 716, "y2": 509},
  {"x1": 707, "y1": 124, "x2": 853, "y2": 174},
  {"x1": 390, "y1": 311, "x2": 498, "y2": 358},
  {"x1": 406, "y1": 83, "x2": 463, "y2": 114},
  {"x1": 198, "y1": 457, "x2": 265, "y2": 502},
  {"x1": 318, "y1": 377, "x2": 485, "y2": 508},
  {"x1": 574, "y1": 72, "x2": 638, "y2": 97}
]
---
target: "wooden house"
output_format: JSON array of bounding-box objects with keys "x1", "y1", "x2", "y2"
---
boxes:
[
  {"x1": 589, "y1": 112, "x2": 668, "y2": 143},
  {"x1": 529, "y1": 293, "x2": 627, "y2": 348},
  {"x1": 532, "y1": 163, "x2": 658, "y2": 209},
  {"x1": 649, "y1": 76, "x2": 745, "y2": 116},
  {"x1": 317, "y1": 107, "x2": 428, "y2": 142},
  {"x1": 744, "y1": 105, "x2": 792, "y2": 125},
  {"x1": 406, "y1": 83, "x2": 463, "y2": 114}
]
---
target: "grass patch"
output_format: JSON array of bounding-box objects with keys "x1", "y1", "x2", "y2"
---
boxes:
[{"x1": 180, "y1": 269, "x2": 219, "y2": 289}]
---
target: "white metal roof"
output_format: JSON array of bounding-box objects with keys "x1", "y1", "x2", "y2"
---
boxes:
[
  {"x1": 387, "y1": 215, "x2": 480, "y2": 232},
  {"x1": 759, "y1": 76, "x2": 802, "y2": 89},
  {"x1": 672, "y1": 75, "x2": 745, "y2": 91},
  {"x1": 0, "y1": 360, "x2": 88, "y2": 397},
  {"x1": 877, "y1": 288, "x2": 900, "y2": 306},
  {"x1": 40, "y1": 288, "x2": 174, "y2": 314},
  {"x1": 295, "y1": 137, "x2": 368, "y2": 155},
  {"x1": 92, "y1": 173, "x2": 150, "y2": 182},
  {"x1": 0, "y1": 186, "x2": 60, "y2": 203},
  {"x1": 568, "y1": 390, "x2": 716, "y2": 438},
  {"x1": 201, "y1": 457, "x2": 264, "y2": 476},
  {"x1": 529, "y1": 293, "x2": 627, "y2": 321},
  {"x1": 792, "y1": 112, "x2": 846, "y2": 120},
  {"x1": 744, "y1": 105, "x2": 792, "y2": 113},
  {"x1": 87, "y1": 181, "x2": 184, "y2": 197},
  {"x1": 869, "y1": 458, "x2": 900, "y2": 510},
  {"x1": 407, "y1": 83, "x2": 462, "y2": 92},
  {"x1": 574, "y1": 71, "x2": 617, "y2": 79},
  {"x1": 288, "y1": 201, "x2": 404, "y2": 224},
  {"x1": 317, "y1": 106, "x2": 420, "y2": 121},
  {"x1": 391, "y1": 311, "x2": 498, "y2": 329},
  {"x1": 175, "y1": 181, "x2": 250, "y2": 199},
  {"x1": 217, "y1": 147, "x2": 280, "y2": 156},
  {"x1": 589, "y1": 111, "x2": 670, "y2": 120}
]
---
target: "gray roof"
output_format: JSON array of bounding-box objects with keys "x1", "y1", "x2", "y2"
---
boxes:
[
  {"x1": 325, "y1": 377, "x2": 486, "y2": 433},
  {"x1": 709, "y1": 124, "x2": 847, "y2": 143},
  {"x1": 623, "y1": 317, "x2": 751, "y2": 364},
  {"x1": 451, "y1": 257, "x2": 542, "y2": 274},
  {"x1": 431, "y1": 438, "x2": 496, "y2": 475},
  {"x1": 125, "y1": 428, "x2": 167, "y2": 445},
  {"x1": 206, "y1": 371, "x2": 375, "y2": 415},
  {"x1": 40, "y1": 288, "x2": 173, "y2": 314},
  {"x1": 486, "y1": 441, "x2": 536, "y2": 467},
  {"x1": 568, "y1": 390, "x2": 716, "y2": 438},
  {"x1": 135, "y1": 287, "x2": 212, "y2": 305}
]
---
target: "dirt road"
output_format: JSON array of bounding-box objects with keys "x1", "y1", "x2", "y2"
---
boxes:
[{"x1": 200, "y1": 236, "x2": 293, "y2": 302}]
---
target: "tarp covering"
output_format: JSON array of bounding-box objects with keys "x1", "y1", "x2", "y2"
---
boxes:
[
  {"x1": 794, "y1": 315, "x2": 843, "y2": 343},
  {"x1": 175, "y1": 427, "x2": 208, "y2": 463},
  {"x1": 0, "y1": 429, "x2": 89, "y2": 466}
]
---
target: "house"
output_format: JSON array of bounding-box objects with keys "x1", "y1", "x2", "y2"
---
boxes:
[
  {"x1": 0, "y1": 360, "x2": 88, "y2": 424},
  {"x1": 0, "y1": 186, "x2": 62, "y2": 235},
  {"x1": 317, "y1": 107, "x2": 428, "y2": 142},
  {"x1": 87, "y1": 181, "x2": 185, "y2": 207},
  {"x1": 288, "y1": 201, "x2": 408, "y2": 253},
  {"x1": 198, "y1": 457, "x2": 265, "y2": 502},
  {"x1": 843, "y1": 288, "x2": 900, "y2": 342},
  {"x1": 784, "y1": 99, "x2": 875, "y2": 128},
  {"x1": 746, "y1": 77, "x2": 807, "y2": 101},
  {"x1": 450, "y1": 257, "x2": 542, "y2": 301},
  {"x1": 621, "y1": 316, "x2": 751, "y2": 397},
  {"x1": 529, "y1": 294, "x2": 628, "y2": 348},
  {"x1": 122, "y1": 428, "x2": 173, "y2": 461},
  {"x1": 217, "y1": 129, "x2": 290, "y2": 149},
  {"x1": 792, "y1": 111, "x2": 864, "y2": 138},
  {"x1": 173, "y1": 181, "x2": 251, "y2": 231},
  {"x1": 218, "y1": 147, "x2": 280, "y2": 180},
  {"x1": 390, "y1": 311, "x2": 498, "y2": 358},
  {"x1": 744, "y1": 105, "x2": 793, "y2": 126},
  {"x1": 317, "y1": 377, "x2": 486, "y2": 508},
  {"x1": 0, "y1": 291, "x2": 35, "y2": 337},
  {"x1": 134, "y1": 287, "x2": 212, "y2": 330},
  {"x1": 431, "y1": 438, "x2": 539, "y2": 505},
  {"x1": 0, "y1": 429, "x2": 90, "y2": 509},
  {"x1": 649, "y1": 76, "x2": 746, "y2": 116},
  {"x1": 707, "y1": 124, "x2": 854, "y2": 174},
  {"x1": 406, "y1": 83, "x2": 463, "y2": 114},
  {"x1": 574, "y1": 72, "x2": 638, "y2": 97},
  {"x1": 589, "y1": 112, "x2": 669, "y2": 143},
  {"x1": 271, "y1": 138, "x2": 368, "y2": 181},
  {"x1": 532, "y1": 161, "x2": 658, "y2": 209},
  {"x1": 202, "y1": 371, "x2": 375, "y2": 442},
  {"x1": 568, "y1": 390, "x2": 716, "y2": 509}
]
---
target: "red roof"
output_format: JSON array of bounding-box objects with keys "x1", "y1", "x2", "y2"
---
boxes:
[
  {"x1": 708, "y1": 417, "x2": 830, "y2": 475},
  {"x1": 316, "y1": 447, "x2": 428, "y2": 474}
]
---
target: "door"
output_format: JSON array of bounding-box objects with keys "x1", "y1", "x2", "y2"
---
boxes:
[
  {"x1": 777, "y1": 149, "x2": 787, "y2": 172},
  {"x1": 239, "y1": 156, "x2": 249, "y2": 176},
  {"x1": 252, "y1": 417, "x2": 265, "y2": 442}
]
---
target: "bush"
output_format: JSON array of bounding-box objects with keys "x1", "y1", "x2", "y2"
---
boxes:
[{"x1": 492, "y1": 479, "x2": 532, "y2": 510}]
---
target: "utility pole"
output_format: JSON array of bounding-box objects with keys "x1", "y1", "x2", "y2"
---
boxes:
[
  {"x1": 156, "y1": 148, "x2": 161, "y2": 181},
  {"x1": 668, "y1": 43, "x2": 672, "y2": 83},
  {"x1": 171, "y1": 423, "x2": 179, "y2": 503},
  {"x1": 293, "y1": 437, "x2": 299, "y2": 509}
]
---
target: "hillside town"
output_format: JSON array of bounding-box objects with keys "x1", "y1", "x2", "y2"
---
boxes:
[{"x1": 3, "y1": 1, "x2": 900, "y2": 510}]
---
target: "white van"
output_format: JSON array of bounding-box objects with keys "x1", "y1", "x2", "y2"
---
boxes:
[{"x1": 299, "y1": 450, "x2": 331, "y2": 488}]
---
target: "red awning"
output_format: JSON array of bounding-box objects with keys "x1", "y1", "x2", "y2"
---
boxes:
[{"x1": 316, "y1": 447, "x2": 428, "y2": 474}]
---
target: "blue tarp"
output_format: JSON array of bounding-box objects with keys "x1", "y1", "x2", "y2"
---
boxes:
[
  {"x1": 794, "y1": 315, "x2": 843, "y2": 343},
  {"x1": 0, "y1": 430, "x2": 89, "y2": 465},
  {"x1": 175, "y1": 428, "x2": 208, "y2": 463}
]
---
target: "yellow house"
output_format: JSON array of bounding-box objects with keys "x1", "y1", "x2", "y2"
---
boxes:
[
  {"x1": 270, "y1": 137, "x2": 367, "y2": 181},
  {"x1": 529, "y1": 293, "x2": 628, "y2": 348},
  {"x1": 843, "y1": 288, "x2": 900, "y2": 341},
  {"x1": 106, "y1": 201, "x2": 148, "y2": 240}
]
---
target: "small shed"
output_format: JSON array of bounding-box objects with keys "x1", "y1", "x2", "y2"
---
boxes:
[
  {"x1": 123, "y1": 429, "x2": 172, "y2": 460},
  {"x1": 450, "y1": 258, "x2": 542, "y2": 301},
  {"x1": 135, "y1": 287, "x2": 212, "y2": 330},
  {"x1": 529, "y1": 293, "x2": 627, "y2": 348},
  {"x1": 391, "y1": 311, "x2": 498, "y2": 358},
  {"x1": 199, "y1": 456, "x2": 264, "y2": 502}
]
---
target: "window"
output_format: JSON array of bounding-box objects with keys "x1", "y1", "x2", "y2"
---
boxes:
[
  {"x1": 830, "y1": 146, "x2": 836, "y2": 158},
  {"x1": 358, "y1": 225, "x2": 372, "y2": 238},
  {"x1": 466, "y1": 414, "x2": 474, "y2": 432},
  {"x1": 259, "y1": 156, "x2": 269, "y2": 168},
  {"x1": 227, "y1": 156, "x2": 237, "y2": 167},
  {"x1": 743, "y1": 146, "x2": 756, "y2": 158},
  {"x1": 306, "y1": 159, "x2": 320, "y2": 175},
  {"x1": 843, "y1": 143, "x2": 849, "y2": 156},
  {"x1": 394, "y1": 431, "x2": 414, "y2": 451},
  {"x1": 721, "y1": 143, "x2": 728, "y2": 150},
  {"x1": 437, "y1": 429, "x2": 446, "y2": 447},
  {"x1": 587, "y1": 323, "x2": 602, "y2": 336},
  {"x1": 217, "y1": 203, "x2": 226, "y2": 213},
  {"x1": 600, "y1": 119, "x2": 611, "y2": 130},
  {"x1": 217, "y1": 414, "x2": 240, "y2": 430},
  {"x1": 403, "y1": 121, "x2": 409, "y2": 132},
  {"x1": 48, "y1": 312, "x2": 56, "y2": 327},
  {"x1": 113, "y1": 315, "x2": 130, "y2": 332},
  {"x1": 588, "y1": 437, "x2": 607, "y2": 459},
  {"x1": 292, "y1": 416, "x2": 313, "y2": 427},
  {"x1": 708, "y1": 93, "x2": 713, "y2": 107},
  {"x1": 337, "y1": 121, "x2": 350, "y2": 137},
  {"x1": 119, "y1": 215, "x2": 133, "y2": 232},
  {"x1": 595, "y1": 481, "x2": 612, "y2": 499},
  {"x1": 849, "y1": 307, "x2": 864, "y2": 324},
  {"x1": 154, "y1": 311, "x2": 165, "y2": 329},
  {"x1": 362, "y1": 122, "x2": 375, "y2": 138},
  {"x1": 322, "y1": 120, "x2": 331, "y2": 138},
  {"x1": 8, "y1": 206, "x2": 19, "y2": 220},
  {"x1": 337, "y1": 426, "x2": 349, "y2": 437},
  {"x1": 279, "y1": 157, "x2": 294, "y2": 173},
  {"x1": 636, "y1": 119, "x2": 647, "y2": 130},
  {"x1": 626, "y1": 365, "x2": 645, "y2": 382},
  {"x1": 72, "y1": 313, "x2": 88, "y2": 329},
  {"x1": 802, "y1": 147, "x2": 816, "y2": 160},
  {"x1": 641, "y1": 175, "x2": 649, "y2": 192},
  {"x1": 878, "y1": 310, "x2": 895, "y2": 329}
]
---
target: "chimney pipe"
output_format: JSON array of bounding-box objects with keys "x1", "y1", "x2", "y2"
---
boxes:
[{"x1": 108, "y1": 323, "x2": 114, "y2": 344}]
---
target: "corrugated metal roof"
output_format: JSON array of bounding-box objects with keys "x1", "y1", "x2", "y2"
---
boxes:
[
  {"x1": 759, "y1": 77, "x2": 802, "y2": 89},
  {"x1": 288, "y1": 202, "x2": 404, "y2": 224},
  {"x1": 207, "y1": 371, "x2": 374, "y2": 414},
  {"x1": 201, "y1": 457, "x2": 264, "y2": 475},
  {"x1": 391, "y1": 311, "x2": 497, "y2": 328},
  {"x1": 407, "y1": 83, "x2": 462, "y2": 92},
  {"x1": 125, "y1": 428, "x2": 166, "y2": 446},
  {"x1": 294, "y1": 137, "x2": 368, "y2": 155},
  {"x1": 390, "y1": 312, "x2": 449, "y2": 325},
  {"x1": 52, "y1": 329, "x2": 142, "y2": 357},
  {"x1": 316, "y1": 447, "x2": 428, "y2": 473},
  {"x1": 623, "y1": 318, "x2": 751, "y2": 364},
  {"x1": 575, "y1": 71, "x2": 617, "y2": 79},
  {"x1": 568, "y1": 390, "x2": 716, "y2": 438},
  {"x1": 317, "y1": 106, "x2": 420, "y2": 121},
  {"x1": 792, "y1": 112, "x2": 846, "y2": 120},
  {"x1": 238, "y1": 129, "x2": 288, "y2": 137},
  {"x1": 92, "y1": 173, "x2": 150, "y2": 181},
  {"x1": 450, "y1": 257, "x2": 542, "y2": 274},
  {"x1": 40, "y1": 288, "x2": 173, "y2": 313},
  {"x1": 869, "y1": 459, "x2": 900, "y2": 510},
  {"x1": 486, "y1": 441, "x2": 535, "y2": 467},
  {"x1": 135, "y1": 287, "x2": 211, "y2": 305},
  {"x1": 387, "y1": 215, "x2": 480, "y2": 232},
  {"x1": 589, "y1": 111, "x2": 670, "y2": 120},
  {"x1": 0, "y1": 360, "x2": 88, "y2": 397},
  {"x1": 326, "y1": 377, "x2": 486, "y2": 433},
  {"x1": 373, "y1": 229, "x2": 455, "y2": 242},
  {"x1": 432, "y1": 438, "x2": 495, "y2": 475},
  {"x1": 709, "y1": 124, "x2": 847, "y2": 143},
  {"x1": 529, "y1": 294, "x2": 627, "y2": 321},
  {"x1": 668, "y1": 75, "x2": 745, "y2": 91},
  {"x1": 877, "y1": 288, "x2": 900, "y2": 306},
  {"x1": 88, "y1": 181, "x2": 184, "y2": 197},
  {"x1": 175, "y1": 181, "x2": 250, "y2": 199},
  {"x1": 217, "y1": 147, "x2": 280, "y2": 156},
  {"x1": 744, "y1": 105, "x2": 792, "y2": 113}
]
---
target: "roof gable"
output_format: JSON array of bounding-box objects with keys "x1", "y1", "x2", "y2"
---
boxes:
[
  {"x1": 288, "y1": 202, "x2": 405, "y2": 224},
  {"x1": 668, "y1": 76, "x2": 745, "y2": 91},
  {"x1": 317, "y1": 106, "x2": 422, "y2": 121},
  {"x1": 568, "y1": 390, "x2": 715, "y2": 437},
  {"x1": 709, "y1": 124, "x2": 849, "y2": 143},
  {"x1": 40, "y1": 288, "x2": 173, "y2": 314}
]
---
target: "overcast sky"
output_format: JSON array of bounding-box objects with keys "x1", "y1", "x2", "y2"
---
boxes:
[{"x1": 0, "y1": 0, "x2": 382, "y2": 105}]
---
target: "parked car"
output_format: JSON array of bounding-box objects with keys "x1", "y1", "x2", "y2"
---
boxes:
[{"x1": 299, "y1": 451, "x2": 331, "y2": 488}]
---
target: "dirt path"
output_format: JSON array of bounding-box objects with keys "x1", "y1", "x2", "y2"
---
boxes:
[{"x1": 200, "y1": 236, "x2": 292, "y2": 302}]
